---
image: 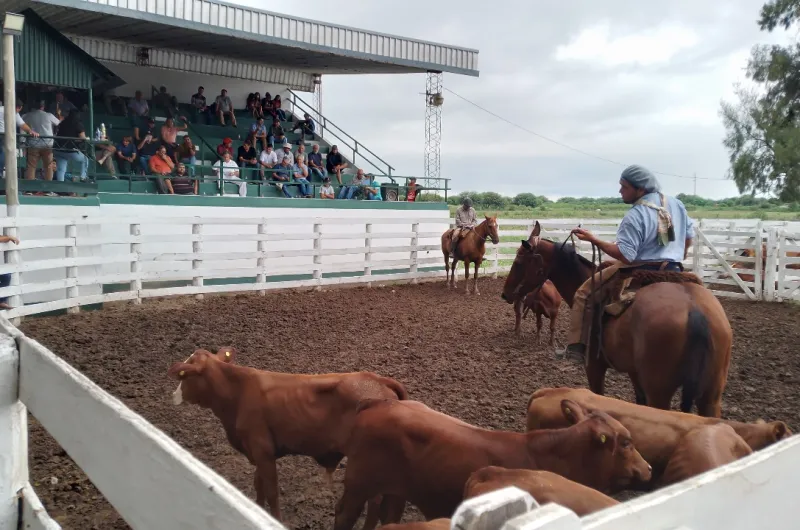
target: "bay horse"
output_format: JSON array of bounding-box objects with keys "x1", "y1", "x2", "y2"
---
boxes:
[
  {"x1": 501, "y1": 221, "x2": 732, "y2": 417},
  {"x1": 441, "y1": 215, "x2": 500, "y2": 295}
]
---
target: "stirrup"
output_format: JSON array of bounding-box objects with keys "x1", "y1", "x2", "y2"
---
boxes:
[{"x1": 555, "y1": 344, "x2": 585, "y2": 364}]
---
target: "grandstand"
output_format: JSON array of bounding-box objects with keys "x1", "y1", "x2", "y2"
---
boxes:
[{"x1": 2, "y1": 0, "x2": 479, "y2": 203}]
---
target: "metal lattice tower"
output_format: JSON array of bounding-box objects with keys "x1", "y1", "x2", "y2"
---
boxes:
[
  {"x1": 312, "y1": 73, "x2": 322, "y2": 117},
  {"x1": 424, "y1": 71, "x2": 443, "y2": 193}
]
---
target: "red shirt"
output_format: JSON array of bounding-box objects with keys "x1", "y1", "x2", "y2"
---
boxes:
[{"x1": 407, "y1": 186, "x2": 417, "y2": 202}]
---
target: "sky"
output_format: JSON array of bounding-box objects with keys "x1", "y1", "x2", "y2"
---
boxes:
[{"x1": 233, "y1": 0, "x2": 793, "y2": 199}]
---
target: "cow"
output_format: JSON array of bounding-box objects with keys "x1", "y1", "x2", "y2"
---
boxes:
[
  {"x1": 513, "y1": 280, "x2": 562, "y2": 346},
  {"x1": 167, "y1": 347, "x2": 408, "y2": 521},
  {"x1": 332, "y1": 398, "x2": 651, "y2": 530},
  {"x1": 381, "y1": 520, "x2": 451, "y2": 530},
  {"x1": 729, "y1": 242, "x2": 800, "y2": 284},
  {"x1": 526, "y1": 387, "x2": 790, "y2": 485},
  {"x1": 463, "y1": 467, "x2": 619, "y2": 517},
  {"x1": 660, "y1": 423, "x2": 753, "y2": 486}
]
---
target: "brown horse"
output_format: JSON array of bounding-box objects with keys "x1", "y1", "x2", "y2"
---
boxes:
[
  {"x1": 441, "y1": 215, "x2": 500, "y2": 295},
  {"x1": 514, "y1": 280, "x2": 562, "y2": 346},
  {"x1": 501, "y1": 221, "x2": 733, "y2": 417}
]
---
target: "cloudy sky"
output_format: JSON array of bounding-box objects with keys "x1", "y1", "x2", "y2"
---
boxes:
[{"x1": 234, "y1": 0, "x2": 792, "y2": 199}]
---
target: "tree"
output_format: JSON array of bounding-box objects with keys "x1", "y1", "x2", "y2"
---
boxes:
[{"x1": 513, "y1": 193, "x2": 546, "y2": 208}]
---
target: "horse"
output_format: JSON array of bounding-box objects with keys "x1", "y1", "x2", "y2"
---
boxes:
[
  {"x1": 513, "y1": 280, "x2": 562, "y2": 347},
  {"x1": 501, "y1": 221, "x2": 733, "y2": 418},
  {"x1": 441, "y1": 215, "x2": 500, "y2": 295}
]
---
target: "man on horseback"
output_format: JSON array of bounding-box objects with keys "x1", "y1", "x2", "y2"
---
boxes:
[
  {"x1": 557, "y1": 164, "x2": 696, "y2": 364},
  {"x1": 449, "y1": 197, "x2": 477, "y2": 256}
]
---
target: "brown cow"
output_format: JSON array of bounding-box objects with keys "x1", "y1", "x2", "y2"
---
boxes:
[
  {"x1": 167, "y1": 347, "x2": 408, "y2": 521},
  {"x1": 514, "y1": 280, "x2": 562, "y2": 346},
  {"x1": 381, "y1": 520, "x2": 451, "y2": 530},
  {"x1": 526, "y1": 387, "x2": 790, "y2": 484},
  {"x1": 729, "y1": 243, "x2": 800, "y2": 284},
  {"x1": 660, "y1": 424, "x2": 753, "y2": 486},
  {"x1": 464, "y1": 467, "x2": 619, "y2": 517},
  {"x1": 333, "y1": 399, "x2": 651, "y2": 530}
]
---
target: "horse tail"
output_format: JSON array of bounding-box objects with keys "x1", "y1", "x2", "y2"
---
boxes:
[{"x1": 680, "y1": 305, "x2": 712, "y2": 413}]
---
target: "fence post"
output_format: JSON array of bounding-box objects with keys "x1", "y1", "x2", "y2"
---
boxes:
[
  {"x1": 257, "y1": 220, "x2": 267, "y2": 296},
  {"x1": 492, "y1": 232, "x2": 500, "y2": 279},
  {"x1": 765, "y1": 228, "x2": 778, "y2": 302},
  {"x1": 451, "y1": 487, "x2": 539, "y2": 530},
  {"x1": 692, "y1": 220, "x2": 703, "y2": 280},
  {"x1": 130, "y1": 223, "x2": 142, "y2": 305},
  {"x1": 65, "y1": 223, "x2": 79, "y2": 314},
  {"x1": 4, "y1": 224, "x2": 21, "y2": 325},
  {"x1": 410, "y1": 221, "x2": 419, "y2": 284},
  {"x1": 0, "y1": 333, "x2": 26, "y2": 530},
  {"x1": 754, "y1": 220, "x2": 763, "y2": 301},
  {"x1": 313, "y1": 222, "x2": 322, "y2": 290},
  {"x1": 192, "y1": 223, "x2": 203, "y2": 301},
  {"x1": 365, "y1": 223, "x2": 372, "y2": 288},
  {"x1": 776, "y1": 229, "x2": 786, "y2": 303}
]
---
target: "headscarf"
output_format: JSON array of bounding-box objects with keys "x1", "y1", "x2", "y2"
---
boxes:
[
  {"x1": 620, "y1": 165, "x2": 661, "y2": 194},
  {"x1": 622, "y1": 165, "x2": 674, "y2": 245},
  {"x1": 462, "y1": 197, "x2": 473, "y2": 209}
]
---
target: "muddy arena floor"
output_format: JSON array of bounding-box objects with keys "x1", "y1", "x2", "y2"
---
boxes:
[{"x1": 19, "y1": 277, "x2": 800, "y2": 529}]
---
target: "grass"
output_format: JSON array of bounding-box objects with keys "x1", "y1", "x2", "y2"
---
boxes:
[{"x1": 450, "y1": 205, "x2": 800, "y2": 221}]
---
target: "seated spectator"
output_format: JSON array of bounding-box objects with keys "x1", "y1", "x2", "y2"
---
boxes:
[
  {"x1": 262, "y1": 92, "x2": 275, "y2": 118},
  {"x1": 215, "y1": 89, "x2": 237, "y2": 127},
  {"x1": 175, "y1": 136, "x2": 198, "y2": 175},
  {"x1": 23, "y1": 100, "x2": 61, "y2": 181},
  {"x1": 319, "y1": 176, "x2": 335, "y2": 199},
  {"x1": 258, "y1": 144, "x2": 278, "y2": 180},
  {"x1": 294, "y1": 143, "x2": 306, "y2": 163},
  {"x1": 128, "y1": 90, "x2": 150, "y2": 133},
  {"x1": 293, "y1": 155, "x2": 312, "y2": 198},
  {"x1": 292, "y1": 113, "x2": 315, "y2": 138},
  {"x1": 337, "y1": 168, "x2": 365, "y2": 200},
  {"x1": 103, "y1": 87, "x2": 127, "y2": 117},
  {"x1": 249, "y1": 117, "x2": 268, "y2": 151},
  {"x1": 53, "y1": 110, "x2": 88, "y2": 182},
  {"x1": 115, "y1": 136, "x2": 137, "y2": 176},
  {"x1": 272, "y1": 94, "x2": 287, "y2": 121},
  {"x1": 163, "y1": 162, "x2": 197, "y2": 195},
  {"x1": 326, "y1": 145, "x2": 346, "y2": 185},
  {"x1": 190, "y1": 86, "x2": 208, "y2": 123},
  {"x1": 214, "y1": 151, "x2": 247, "y2": 197},
  {"x1": 406, "y1": 177, "x2": 421, "y2": 201},
  {"x1": 160, "y1": 117, "x2": 188, "y2": 158},
  {"x1": 153, "y1": 85, "x2": 179, "y2": 116},
  {"x1": 137, "y1": 122, "x2": 160, "y2": 174},
  {"x1": 248, "y1": 92, "x2": 264, "y2": 119},
  {"x1": 363, "y1": 174, "x2": 382, "y2": 201},
  {"x1": 238, "y1": 139, "x2": 259, "y2": 179},
  {"x1": 276, "y1": 141, "x2": 294, "y2": 166},
  {"x1": 49, "y1": 91, "x2": 77, "y2": 119},
  {"x1": 268, "y1": 118, "x2": 288, "y2": 146},
  {"x1": 217, "y1": 137, "x2": 234, "y2": 158},
  {"x1": 149, "y1": 144, "x2": 175, "y2": 178},
  {"x1": 307, "y1": 144, "x2": 326, "y2": 180},
  {"x1": 95, "y1": 139, "x2": 117, "y2": 178},
  {"x1": 272, "y1": 157, "x2": 294, "y2": 198}
]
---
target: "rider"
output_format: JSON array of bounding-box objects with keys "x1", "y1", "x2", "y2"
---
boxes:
[
  {"x1": 557, "y1": 164, "x2": 696, "y2": 364},
  {"x1": 450, "y1": 196, "x2": 477, "y2": 255}
]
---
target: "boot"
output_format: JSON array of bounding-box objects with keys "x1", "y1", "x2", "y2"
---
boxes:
[
  {"x1": 555, "y1": 343, "x2": 586, "y2": 364},
  {"x1": 449, "y1": 237, "x2": 458, "y2": 256}
]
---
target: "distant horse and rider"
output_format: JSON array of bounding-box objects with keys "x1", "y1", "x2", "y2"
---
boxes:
[
  {"x1": 501, "y1": 165, "x2": 733, "y2": 418},
  {"x1": 441, "y1": 197, "x2": 500, "y2": 295}
]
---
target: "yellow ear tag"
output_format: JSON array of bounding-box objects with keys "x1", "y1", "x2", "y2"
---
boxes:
[
  {"x1": 179, "y1": 370, "x2": 185, "y2": 377},
  {"x1": 225, "y1": 351, "x2": 230, "y2": 357},
  {"x1": 600, "y1": 434, "x2": 607, "y2": 443},
  {"x1": 565, "y1": 407, "x2": 571, "y2": 415}
]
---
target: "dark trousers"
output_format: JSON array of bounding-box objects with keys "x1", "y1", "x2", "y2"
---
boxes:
[{"x1": 0, "y1": 273, "x2": 10, "y2": 304}]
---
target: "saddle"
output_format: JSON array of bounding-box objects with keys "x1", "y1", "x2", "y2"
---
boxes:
[{"x1": 601, "y1": 265, "x2": 703, "y2": 318}]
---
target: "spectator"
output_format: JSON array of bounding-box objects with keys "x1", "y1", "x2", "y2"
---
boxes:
[
  {"x1": 0, "y1": 99, "x2": 38, "y2": 175},
  {"x1": 268, "y1": 118, "x2": 288, "y2": 146},
  {"x1": 237, "y1": 139, "x2": 259, "y2": 179},
  {"x1": 22, "y1": 100, "x2": 61, "y2": 181},
  {"x1": 94, "y1": 137, "x2": 117, "y2": 179},
  {"x1": 175, "y1": 136, "x2": 198, "y2": 175},
  {"x1": 337, "y1": 168, "x2": 364, "y2": 200},
  {"x1": 262, "y1": 92, "x2": 275, "y2": 119},
  {"x1": 115, "y1": 136, "x2": 137, "y2": 176},
  {"x1": 292, "y1": 113, "x2": 315, "y2": 138},
  {"x1": 0, "y1": 234, "x2": 20, "y2": 310},
  {"x1": 149, "y1": 144, "x2": 175, "y2": 178},
  {"x1": 276, "y1": 141, "x2": 294, "y2": 166},
  {"x1": 160, "y1": 117, "x2": 188, "y2": 158},
  {"x1": 249, "y1": 117, "x2": 268, "y2": 151},
  {"x1": 294, "y1": 143, "x2": 306, "y2": 166},
  {"x1": 247, "y1": 92, "x2": 264, "y2": 119},
  {"x1": 326, "y1": 145, "x2": 346, "y2": 185},
  {"x1": 48, "y1": 91, "x2": 77, "y2": 119},
  {"x1": 272, "y1": 94, "x2": 286, "y2": 121},
  {"x1": 136, "y1": 119, "x2": 160, "y2": 174},
  {"x1": 307, "y1": 144, "x2": 326, "y2": 180},
  {"x1": 214, "y1": 151, "x2": 246, "y2": 197},
  {"x1": 153, "y1": 85, "x2": 179, "y2": 116},
  {"x1": 363, "y1": 173, "x2": 382, "y2": 201},
  {"x1": 163, "y1": 162, "x2": 197, "y2": 195},
  {"x1": 215, "y1": 89, "x2": 237, "y2": 127},
  {"x1": 103, "y1": 87, "x2": 127, "y2": 117},
  {"x1": 217, "y1": 137, "x2": 234, "y2": 158},
  {"x1": 258, "y1": 143, "x2": 278, "y2": 180},
  {"x1": 406, "y1": 177, "x2": 421, "y2": 202},
  {"x1": 190, "y1": 86, "x2": 208, "y2": 123},
  {"x1": 128, "y1": 90, "x2": 150, "y2": 135},
  {"x1": 272, "y1": 157, "x2": 294, "y2": 198},
  {"x1": 53, "y1": 110, "x2": 88, "y2": 182},
  {"x1": 293, "y1": 154, "x2": 312, "y2": 198},
  {"x1": 319, "y1": 176, "x2": 335, "y2": 199}
]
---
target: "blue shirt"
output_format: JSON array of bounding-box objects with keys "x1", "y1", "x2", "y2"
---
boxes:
[
  {"x1": 616, "y1": 192, "x2": 695, "y2": 263},
  {"x1": 117, "y1": 142, "x2": 136, "y2": 158},
  {"x1": 365, "y1": 179, "x2": 382, "y2": 200},
  {"x1": 250, "y1": 122, "x2": 267, "y2": 136}
]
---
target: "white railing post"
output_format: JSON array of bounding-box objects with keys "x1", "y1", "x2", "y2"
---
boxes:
[
  {"x1": 192, "y1": 223, "x2": 203, "y2": 300},
  {"x1": 692, "y1": 220, "x2": 703, "y2": 280},
  {"x1": 65, "y1": 223, "x2": 79, "y2": 314},
  {"x1": 776, "y1": 229, "x2": 787, "y2": 303},
  {"x1": 365, "y1": 223, "x2": 372, "y2": 288},
  {"x1": 765, "y1": 228, "x2": 778, "y2": 302},
  {"x1": 410, "y1": 221, "x2": 419, "y2": 284},
  {"x1": 0, "y1": 333, "x2": 26, "y2": 530},
  {"x1": 754, "y1": 220, "x2": 763, "y2": 301},
  {"x1": 130, "y1": 224, "x2": 142, "y2": 305},
  {"x1": 492, "y1": 233, "x2": 500, "y2": 279},
  {"x1": 5, "y1": 225, "x2": 21, "y2": 325},
  {"x1": 313, "y1": 222, "x2": 322, "y2": 290},
  {"x1": 257, "y1": 221, "x2": 267, "y2": 296},
  {"x1": 451, "y1": 487, "x2": 539, "y2": 530}
]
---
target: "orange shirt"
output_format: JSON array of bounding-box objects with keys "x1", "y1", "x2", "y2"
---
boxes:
[{"x1": 149, "y1": 154, "x2": 174, "y2": 175}]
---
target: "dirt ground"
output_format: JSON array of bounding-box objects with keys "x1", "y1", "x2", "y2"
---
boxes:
[{"x1": 19, "y1": 278, "x2": 800, "y2": 529}]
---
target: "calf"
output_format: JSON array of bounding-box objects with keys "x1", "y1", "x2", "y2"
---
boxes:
[
  {"x1": 333, "y1": 399, "x2": 650, "y2": 530},
  {"x1": 464, "y1": 467, "x2": 619, "y2": 517},
  {"x1": 167, "y1": 347, "x2": 408, "y2": 521},
  {"x1": 513, "y1": 280, "x2": 562, "y2": 346},
  {"x1": 526, "y1": 387, "x2": 790, "y2": 484},
  {"x1": 660, "y1": 424, "x2": 753, "y2": 486}
]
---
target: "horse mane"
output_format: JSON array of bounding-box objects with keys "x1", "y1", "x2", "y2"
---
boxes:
[{"x1": 542, "y1": 239, "x2": 596, "y2": 275}]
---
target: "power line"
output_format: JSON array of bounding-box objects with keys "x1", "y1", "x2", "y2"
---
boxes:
[{"x1": 443, "y1": 87, "x2": 729, "y2": 182}]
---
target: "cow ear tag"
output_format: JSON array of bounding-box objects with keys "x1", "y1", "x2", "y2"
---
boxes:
[
  {"x1": 179, "y1": 370, "x2": 185, "y2": 377},
  {"x1": 599, "y1": 434, "x2": 607, "y2": 443},
  {"x1": 225, "y1": 351, "x2": 230, "y2": 357}
]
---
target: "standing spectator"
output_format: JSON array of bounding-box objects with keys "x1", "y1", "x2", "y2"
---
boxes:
[
  {"x1": 48, "y1": 91, "x2": 77, "y2": 119},
  {"x1": 268, "y1": 118, "x2": 288, "y2": 146},
  {"x1": 272, "y1": 94, "x2": 286, "y2": 121},
  {"x1": 0, "y1": 99, "x2": 38, "y2": 177},
  {"x1": 276, "y1": 141, "x2": 295, "y2": 166},
  {"x1": 115, "y1": 136, "x2": 137, "y2": 176},
  {"x1": 190, "y1": 86, "x2": 208, "y2": 123},
  {"x1": 0, "y1": 234, "x2": 20, "y2": 310},
  {"x1": 292, "y1": 113, "x2": 315, "y2": 139},
  {"x1": 307, "y1": 144, "x2": 326, "y2": 180},
  {"x1": 217, "y1": 137, "x2": 234, "y2": 158},
  {"x1": 22, "y1": 100, "x2": 61, "y2": 181},
  {"x1": 128, "y1": 90, "x2": 150, "y2": 134},
  {"x1": 406, "y1": 177, "x2": 421, "y2": 202},
  {"x1": 326, "y1": 145, "x2": 346, "y2": 185},
  {"x1": 237, "y1": 139, "x2": 259, "y2": 179},
  {"x1": 293, "y1": 155, "x2": 312, "y2": 198},
  {"x1": 363, "y1": 174, "x2": 382, "y2": 201},
  {"x1": 337, "y1": 168, "x2": 364, "y2": 200},
  {"x1": 53, "y1": 110, "x2": 89, "y2": 182},
  {"x1": 249, "y1": 117, "x2": 268, "y2": 151},
  {"x1": 215, "y1": 89, "x2": 236, "y2": 127},
  {"x1": 319, "y1": 176, "x2": 335, "y2": 199},
  {"x1": 136, "y1": 121, "x2": 160, "y2": 174},
  {"x1": 175, "y1": 136, "x2": 198, "y2": 175},
  {"x1": 271, "y1": 157, "x2": 294, "y2": 198},
  {"x1": 163, "y1": 162, "x2": 197, "y2": 195},
  {"x1": 258, "y1": 144, "x2": 278, "y2": 180},
  {"x1": 214, "y1": 151, "x2": 247, "y2": 197},
  {"x1": 160, "y1": 117, "x2": 188, "y2": 158}
]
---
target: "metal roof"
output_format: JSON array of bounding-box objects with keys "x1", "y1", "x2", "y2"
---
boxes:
[{"x1": 5, "y1": 0, "x2": 480, "y2": 77}]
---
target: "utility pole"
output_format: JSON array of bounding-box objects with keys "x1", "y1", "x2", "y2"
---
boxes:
[{"x1": 3, "y1": 13, "x2": 25, "y2": 218}]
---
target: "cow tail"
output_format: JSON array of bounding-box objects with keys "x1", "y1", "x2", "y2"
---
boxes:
[{"x1": 681, "y1": 306, "x2": 712, "y2": 413}]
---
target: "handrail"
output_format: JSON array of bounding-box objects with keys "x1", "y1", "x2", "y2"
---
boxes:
[{"x1": 287, "y1": 89, "x2": 395, "y2": 177}]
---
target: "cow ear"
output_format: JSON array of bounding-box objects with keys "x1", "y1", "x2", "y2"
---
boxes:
[
  {"x1": 167, "y1": 362, "x2": 202, "y2": 380},
  {"x1": 773, "y1": 421, "x2": 790, "y2": 440},
  {"x1": 521, "y1": 239, "x2": 532, "y2": 250},
  {"x1": 560, "y1": 399, "x2": 588, "y2": 425},
  {"x1": 531, "y1": 221, "x2": 541, "y2": 238},
  {"x1": 216, "y1": 346, "x2": 236, "y2": 364}
]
